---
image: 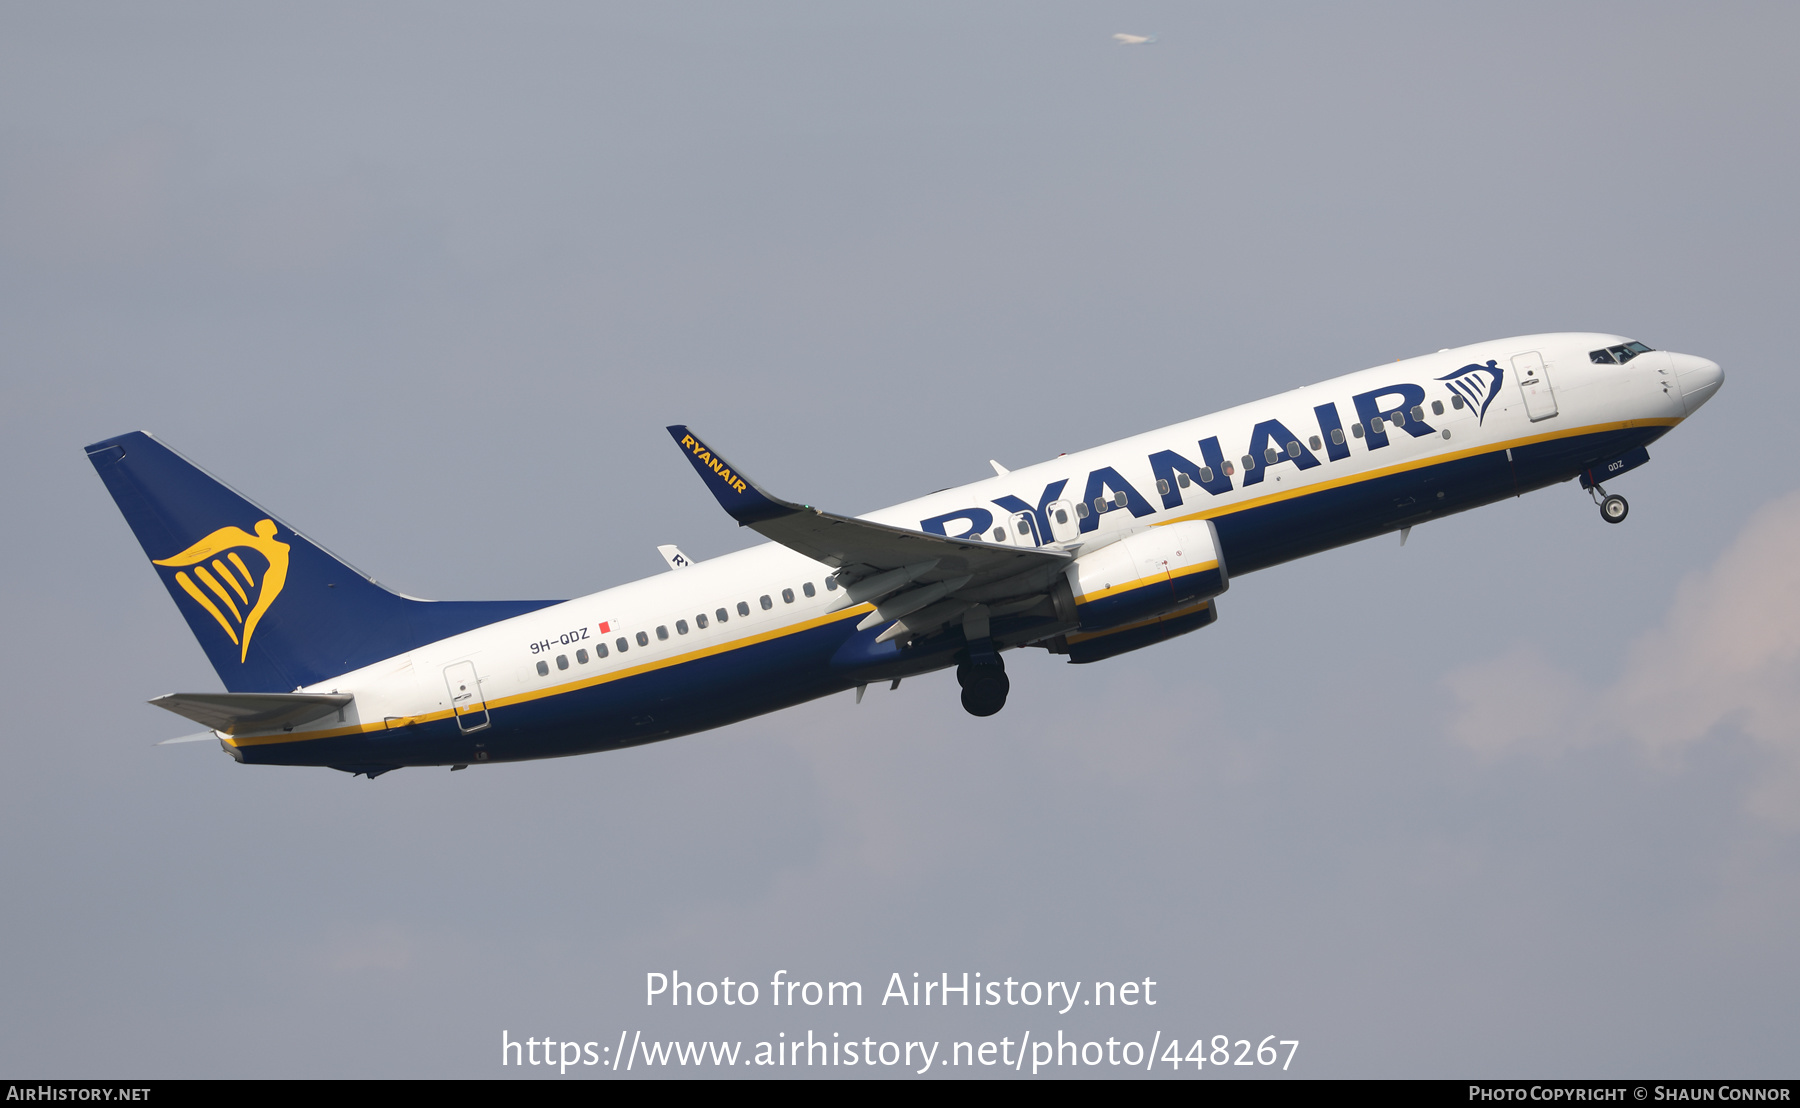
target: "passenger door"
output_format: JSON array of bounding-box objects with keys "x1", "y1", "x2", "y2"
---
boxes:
[
  {"x1": 1512, "y1": 351, "x2": 1558, "y2": 422},
  {"x1": 1007, "y1": 510, "x2": 1041, "y2": 547},
  {"x1": 444, "y1": 660, "x2": 490, "y2": 733}
]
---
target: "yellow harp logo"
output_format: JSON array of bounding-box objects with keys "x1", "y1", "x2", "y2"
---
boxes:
[{"x1": 153, "y1": 519, "x2": 291, "y2": 662}]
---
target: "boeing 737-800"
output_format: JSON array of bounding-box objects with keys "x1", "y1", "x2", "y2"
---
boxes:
[{"x1": 89, "y1": 333, "x2": 1722, "y2": 777}]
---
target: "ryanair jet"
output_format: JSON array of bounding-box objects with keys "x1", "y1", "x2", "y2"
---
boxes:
[{"x1": 89, "y1": 333, "x2": 1722, "y2": 778}]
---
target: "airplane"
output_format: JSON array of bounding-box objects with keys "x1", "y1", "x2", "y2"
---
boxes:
[
  {"x1": 1113, "y1": 33, "x2": 1157, "y2": 45},
  {"x1": 87, "y1": 333, "x2": 1722, "y2": 778}
]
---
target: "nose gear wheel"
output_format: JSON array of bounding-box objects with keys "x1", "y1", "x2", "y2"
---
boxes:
[{"x1": 1588, "y1": 482, "x2": 1629, "y2": 524}]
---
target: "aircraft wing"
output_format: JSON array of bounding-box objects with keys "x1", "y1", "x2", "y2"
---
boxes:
[
  {"x1": 666, "y1": 425, "x2": 1067, "y2": 586},
  {"x1": 150, "y1": 691, "x2": 353, "y2": 735}
]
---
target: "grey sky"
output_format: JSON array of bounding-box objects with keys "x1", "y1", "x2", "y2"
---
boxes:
[{"x1": 2, "y1": 1, "x2": 1795, "y2": 1078}]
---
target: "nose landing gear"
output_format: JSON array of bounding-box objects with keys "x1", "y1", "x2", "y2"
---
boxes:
[
  {"x1": 1589, "y1": 483, "x2": 1629, "y2": 524},
  {"x1": 956, "y1": 641, "x2": 1009, "y2": 717}
]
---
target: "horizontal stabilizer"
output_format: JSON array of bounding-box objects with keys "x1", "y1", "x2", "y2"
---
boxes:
[
  {"x1": 149, "y1": 692, "x2": 352, "y2": 735},
  {"x1": 156, "y1": 731, "x2": 221, "y2": 746},
  {"x1": 666, "y1": 426, "x2": 1068, "y2": 586}
]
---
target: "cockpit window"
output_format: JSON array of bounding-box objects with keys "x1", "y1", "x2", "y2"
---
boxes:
[{"x1": 1590, "y1": 340, "x2": 1655, "y2": 365}]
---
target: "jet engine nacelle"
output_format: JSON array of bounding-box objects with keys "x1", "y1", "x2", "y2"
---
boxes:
[
  {"x1": 1050, "y1": 598, "x2": 1217, "y2": 664},
  {"x1": 1064, "y1": 519, "x2": 1227, "y2": 634}
]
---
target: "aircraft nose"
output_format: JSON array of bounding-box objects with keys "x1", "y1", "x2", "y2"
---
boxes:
[{"x1": 1668, "y1": 352, "x2": 1724, "y2": 416}]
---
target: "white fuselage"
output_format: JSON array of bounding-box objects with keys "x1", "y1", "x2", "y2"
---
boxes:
[{"x1": 224, "y1": 332, "x2": 1719, "y2": 766}]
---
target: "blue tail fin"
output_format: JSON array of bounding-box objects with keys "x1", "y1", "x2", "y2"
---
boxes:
[{"x1": 86, "y1": 432, "x2": 557, "y2": 693}]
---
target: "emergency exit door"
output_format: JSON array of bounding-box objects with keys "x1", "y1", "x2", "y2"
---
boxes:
[
  {"x1": 444, "y1": 660, "x2": 490, "y2": 733},
  {"x1": 1512, "y1": 351, "x2": 1558, "y2": 422},
  {"x1": 1007, "y1": 510, "x2": 1041, "y2": 547}
]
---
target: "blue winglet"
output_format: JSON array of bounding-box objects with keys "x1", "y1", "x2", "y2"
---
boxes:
[{"x1": 666, "y1": 426, "x2": 796, "y2": 526}]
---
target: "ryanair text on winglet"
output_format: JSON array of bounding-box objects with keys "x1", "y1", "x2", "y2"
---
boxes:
[{"x1": 681, "y1": 434, "x2": 749, "y2": 494}]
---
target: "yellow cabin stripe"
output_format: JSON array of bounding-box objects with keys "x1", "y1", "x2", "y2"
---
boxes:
[
  {"x1": 1156, "y1": 417, "x2": 1677, "y2": 528},
  {"x1": 226, "y1": 603, "x2": 879, "y2": 748},
  {"x1": 227, "y1": 417, "x2": 1673, "y2": 750}
]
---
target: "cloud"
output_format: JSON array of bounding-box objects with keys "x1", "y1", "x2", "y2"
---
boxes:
[{"x1": 1445, "y1": 489, "x2": 1800, "y2": 827}]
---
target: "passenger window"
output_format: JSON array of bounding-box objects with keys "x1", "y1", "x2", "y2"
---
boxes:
[
  {"x1": 824, "y1": 577, "x2": 838, "y2": 591},
  {"x1": 1410, "y1": 405, "x2": 1424, "y2": 421},
  {"x1": 991, "y1": 527, "x2": 1004, "y2": 541},
  {"x1": 1370, "y1": 417, "x2": 1385, "y2": 433},
  {"x1": 1176, "y1": 472, "x2": 1190, "y2": 489},
  {"x1": 1264, "y1": 447, "x2": 1279, "y2": 464},
  {"x1": 1391, "y1": 411, "x2": 1405, "y2": 427},
  {"x1": 1054, "y1": 508, "x2": 1069, "y2": 524},
  {"x1": 1016, "y1": 520, "x2": 1030, "y2": 535},
  {"x1": 1309, "y1": 435, "x2": 1322, "y2": 450},
  {"x1": 1431, "y1": 400, "x2": 1444, "y2": 415},
  {"x1": 576, "y1": 648, "x2": 589, "y2": 664},
  {"x1": 737, "y1": 601, "x2": 750, "y2": 617},
  {"x1": 760, "y1": 595, "x2": 772, "y2": 610},
  {"x1": 616, "y1": 637, "x2": 628, "y2": 653},
  {"x1": 595, "y1": 642, "x2": 608, "y2": 658},
  {"x1": 1242, "y1": 455, "x2": 1256, "y2": 470},
  {"x1": 717, "y1": 607, "x2": 729, "y2": 622},
  {"x1": 1156, "y1": 479, "x2": 1170, "y2": 495},
  {"x1": 782, "y1": 588, "x2": 795, "y2": 603},
  {"x1": 1199, "y1": 466, "x2": 1215, "y2": 482},
  {"x1": 1075, "y1": 501, "x2": 1090, "y2": 519},
  {"x1": 675, "y1": 620, "x2": 688, "y2": 635},
  {"x1": 536, "y1": 660, "x2": 549, "y2": 676},
  {"x1": 556, "y1": 654, "x2": 569, "y2": 670},
  {"x1": 1223, "y1": 461, "x2": 1235, "y2": 475},
  {"x1": 1352, "y1": 423, "x2": 1364, "y2": 438},
  {"x1": 1113, "y1": 492, "x2": 1128, "y2": 508},
  {"x1": 1452, "y1": 394, "x2": 1465, "y2": 409},
  {"x1": 1286, "y1": 441, "x2": 1300, "y2": 457},
  {"x1": 1094, "y1": 497, "x2": 1107, "y2": 513},
  {"x1": 637, "y1": 631, "x2": 650, "y2": 646},
  {"x1": 803, "y1": 582, "x2": 816, "y2": 598},
  {"x1": 1331, "y1": 428, "x2": 1345, "y2": 445},
  {"x1": 696, "y1": 613, "x2": 708, "y2": 629},
  {"x1": 655, "y1": 625, "x2": 667, "y2": 641}
]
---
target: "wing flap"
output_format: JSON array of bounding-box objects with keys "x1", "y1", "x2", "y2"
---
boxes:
[{"x1": 149, "y1": 692, "x2": 353, "y2": 735}]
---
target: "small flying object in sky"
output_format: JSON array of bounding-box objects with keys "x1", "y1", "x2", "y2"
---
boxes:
[{"x1": 1113, "y1": 32, "x2": 1157, "y2": 45}]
